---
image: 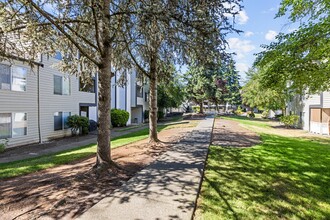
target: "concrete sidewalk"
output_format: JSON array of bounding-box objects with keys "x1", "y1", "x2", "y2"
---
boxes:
[{"x1": 79, "y1": 116, "x2": 214, "y2": 220}]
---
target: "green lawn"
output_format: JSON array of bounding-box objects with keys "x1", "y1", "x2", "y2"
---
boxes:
[
  {"x1": 0, "y1": 125, "x2": 166, "y2": 179},
  {"x1": 196, "y1": 118, "x2": 330, "y2": 219}
]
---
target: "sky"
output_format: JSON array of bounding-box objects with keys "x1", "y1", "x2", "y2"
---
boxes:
[{"x1": 227, "y1": 0, "x2": 298, "y2": 83}]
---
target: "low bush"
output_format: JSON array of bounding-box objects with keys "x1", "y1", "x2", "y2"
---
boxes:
[
  {"x1": 0, "y1": 139, "x2": 8, "y2": 152},
  {"x1": 158, "y1": 111, "x2": 165, "y2": 119},
  {"x1": 67, "y1": 115, "x2": 90, "y2": 135},
  {"x1": 111, "y1": 109, "x2": 129, "y2": 127},
  {"x1": 280, "y1": 115, "x2": 299, "y2": 128},
  {"x1": 247, "y1": 111, "x2": 255, "y2": 118},
  {"x1": 261, "y1": 110, "x2": 269, "y2": 118},
  {"x1": 235, "y1": 106, "x2": 242, "y2": 115},
  {"x1": 192, "y1": 106, "x2": 200, "y2": 113}
]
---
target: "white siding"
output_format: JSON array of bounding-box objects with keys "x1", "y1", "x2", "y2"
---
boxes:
[
  {"x1": 322, "y1": 92, "x2": 330, "y2": 108},
  {"x1": 0, "y1": 61, "x2": 39, "y2": 147}
]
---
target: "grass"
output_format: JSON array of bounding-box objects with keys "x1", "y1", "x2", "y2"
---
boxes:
[
  {"x1": 220, "y1": 115, "x2": 272, "y2": 128},
  {"x1": 196, "y1": 117, "x2": 330, "y2": 219},
  {"x1": 0, "y1": 125, "x2": 167, "y2": 179}
]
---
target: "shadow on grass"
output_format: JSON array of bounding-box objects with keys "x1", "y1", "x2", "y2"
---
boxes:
[{"x1": 198, "y1": 134, "x2": 330, "y2": 219}]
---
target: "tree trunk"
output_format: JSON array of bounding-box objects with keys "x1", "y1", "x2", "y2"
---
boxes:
[
  {"x1": 149, "y1": 71, "x2": 159, "y2": 143},
  {"x1": 199, "y1": 102, "x2": 204, "y2": 114},
  {"x1": 94, "y1": 0, "x2": 113, "y2": 170}
]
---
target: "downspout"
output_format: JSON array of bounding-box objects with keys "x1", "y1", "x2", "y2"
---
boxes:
[{"x1": 37, "y1": 63, "x2": 42, "y2": 143}]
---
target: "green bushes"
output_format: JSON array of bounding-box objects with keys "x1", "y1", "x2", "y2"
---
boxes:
[
  {"x1": 192, "y1": 106, "x2": 200, "y2": 113},
  {"x1": 143, "y1": 109, "x2": 165, "y2": 121},
  {"x1": 247, "y1": 111, "x2": 255, "y2": 118},
  {"x1": 111, "y1": 109, "x2": 129, "y2": 127},
  {"x1": 67, "y1": 115, "x2": 90, "y2": 135},
  {"x1": 280, "y1": 115, "x2": 299, "y2": 128},
  {"x1": 235, "y1": 106, "x2": 242, "y2": 115},
  {"x1": 0, "y1": 139, "x2": 8, "y2": 152},
  {"x1": 261, "y1": 110, "x2": 269, "y2": 118}
]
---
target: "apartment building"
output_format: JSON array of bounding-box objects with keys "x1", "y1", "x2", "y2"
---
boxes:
[
  {"x1": 287, "y1": 92, "x2": 330, "y2": 135},
  {"x1": 0, "y1": 55, "x2": 149, "y2": 148}
]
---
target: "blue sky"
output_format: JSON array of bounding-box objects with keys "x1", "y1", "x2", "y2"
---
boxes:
[{"x1": 227, "y1": 0, "x2": 298, "y2": 83}]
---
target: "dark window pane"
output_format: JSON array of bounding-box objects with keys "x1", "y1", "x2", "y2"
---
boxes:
[
  {"x1": 12, "y1": 66, "x2": 27, "y2": 91},
  {"x1": 0, "y1": 113, "x2": 11, "y2": 139},
  {"x1": 63, "y1": 112, "x2": 71, "y2": 129},
  {"x1": 54, "y1": 112, "x2": 63, "y2": 130},
  {"x1": 0, "y1": 64, "x2": 11, "y2": 90},
  {"x1": 136, "y1": 85, "x2": 143, "y2": 98},
  {"x1": 54, "y1": 75, "x2": 62, "y2": 95}
]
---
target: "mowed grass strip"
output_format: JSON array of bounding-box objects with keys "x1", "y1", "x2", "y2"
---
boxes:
[
  {"x1": 0, "y1": 125, "x2": 166, "y2": 179},
  {"x1": 196, "y1": 121, "x2": 330, "y2": 219}
]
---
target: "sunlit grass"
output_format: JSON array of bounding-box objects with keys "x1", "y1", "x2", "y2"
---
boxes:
[
  {"x1": 196, "y1": 117, "x2": 330, "y2": 219},
  {"x1": 220, "y1": 115, "x2": 271, "y2": 128},
  {"x1": 0, "y1": 125, "x2": 167, "y2": 179}
]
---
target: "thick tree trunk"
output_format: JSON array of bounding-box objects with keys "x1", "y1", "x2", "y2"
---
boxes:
[
  {"x1": 149, "y1": 72, "x2": 159, "y2": 143},
  {"x1": 199, "y1": 102, "x2": 204, "y2": 114},
  {"x1": 94, "y1": 0, "x2": 113, "y2": 170},
  {"x1": 95, "y1": 62, "x2": 112, "y2": 169}
]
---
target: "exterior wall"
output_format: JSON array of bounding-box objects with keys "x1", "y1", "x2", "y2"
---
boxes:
[
  {"x1": 0, "y1": 61, "x2": 39, "y2": 146},
  {"x1": 0, "y1": 56, "x2": 96, "y2": 148},
  {"x1": 38, "y1": 56, "x2": 96, "y2": 142},
  {"x1": 287, "y1": 92, "x2": 330, "y2": 135}
]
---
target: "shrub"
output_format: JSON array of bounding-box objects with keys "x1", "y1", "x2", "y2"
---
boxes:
[
  {"x1": 192, "y1": 106, "x2": 200, "y2": 113},
  {"x1": 67, "y1": 115, "x2": 90, "y2": 135},
  {"x1": 158, "y1": 111, "x2": 165, "y2": 119},
  {"x1": 111, "y1": 109, "x2": 129, "y2": 127},
  {"x1": 247, "y1": 111, "x2": 255, "y2": 118},
  {"x1": 0, "y1": 139, "x2": 8, "y2": 152},
  {"x1": 261, "y1": 110, "x2": 269, "y2": 119},
  {"x1": 235, "y1": 106, "x2": 242, "y2": 115},
  {"x1": 280, "y1": 115, "x2": 299, "y2": 128}
]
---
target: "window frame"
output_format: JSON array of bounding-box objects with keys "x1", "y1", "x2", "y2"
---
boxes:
[
  {"x1": 54, "y1": 111, "x2": 71, "y2": 131},
  {"x1": 53, "y1": 75, "x2": 71, "y2": 95},
  {"x1": 0, "y1": 63, "x2": 27, "y2": 92},
  {"x1": 0, "y1": 112, "x2": 28, "y2": 139}
]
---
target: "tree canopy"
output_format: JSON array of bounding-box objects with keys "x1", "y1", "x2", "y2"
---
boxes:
[{"x1": 255, "y1": 0, "x2": 330, "y2": 94}]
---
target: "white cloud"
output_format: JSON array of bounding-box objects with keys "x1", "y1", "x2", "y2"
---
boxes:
[
  {"x1": 237, "y1": 10, "x2": 249, "y2": 24},
  {"x1": 244, "y1": 31, "x2": 254, "y2": 37},
  {"x1": 265, "y1": 30, "x2": 277, "y2": 41},
  {"x1": 236, "y1": 63, "x2": 250, "y2": 73},
  {"x1": 227, "y1": 38, "x2": 256, "y2": 59}
]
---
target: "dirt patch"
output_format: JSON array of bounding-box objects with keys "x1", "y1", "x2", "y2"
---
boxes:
[
  {"x1": 0, "y1": 126, "x2": 194, "y2": 220},
  {"x1": 212, "y1": 118, "x2": 261, "y2": 147}
]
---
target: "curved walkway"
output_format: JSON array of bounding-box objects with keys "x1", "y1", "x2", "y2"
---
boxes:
[{"x1": 79, "y1": 117, "x2": 214, "y2": 220}]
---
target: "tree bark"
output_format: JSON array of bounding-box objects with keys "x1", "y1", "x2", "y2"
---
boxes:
[
  {"x1": 199, "y1": 102, "x2": 204, "y2": 114},
  {"x1": 149, "y1": 57, "x2": 159, "y2": 143},
  {"x1": 94, "y1": 0, "x2": 113, "y2": 170}
]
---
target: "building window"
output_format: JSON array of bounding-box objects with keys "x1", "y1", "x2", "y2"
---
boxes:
[
  {"x1": 79, "y1": 77, "x2": 96, "y2": 93},
  {"x1": 0, "y1": 113, "x2": 27, "y2": 139},
  {"x1": 145, "y1": 92, "x2": 149, "y2": 102},
  {"x1": 54, "y1": 112, "x2": 71, "y2": 130},
  {"x1": 0, "y1": 64, "x2": 11, "y2": 90},
  {"x1": 0, "y1": 113, "x2": 11, "y2": 139},
  {"x1": 12, "y1": 66, "x2": 27, "y2": 91},
  {"x1": 54, "y1": 75, "x2": 70, "y2": 95},
  {"x1": 136, "y1": 85, "x2": 143, "y2": 98},
  {"x1": 12, "y1": 113, "x2": 27, "y2": 137},
  {"x1": 0, "y1": 64, "x2": 27, "y2": 91}
]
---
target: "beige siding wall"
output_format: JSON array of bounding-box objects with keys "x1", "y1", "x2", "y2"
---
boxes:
[
  {"x1": 39, "y1": 56, "x2": 96, "y2": 142},
  {"x1": 322, "y1": 92, "x2": 330, "y2": 108},
  {"x1": 0, "y1": 61, "x2": 39, "y2": 147},
  {"x1": 1, "y1": 56, "x2": 96, "y2": 148}
]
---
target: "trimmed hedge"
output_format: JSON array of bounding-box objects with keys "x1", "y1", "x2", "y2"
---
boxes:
[
  {"x1": 67, "y1": 115, "x2": 90, "y2": 135},
  {"x1": 280, "y1": 115, "x2": 299, "y2": 128},
  {"x1": 111, "y1": 109, "x2": 129, "y2": 127}
]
